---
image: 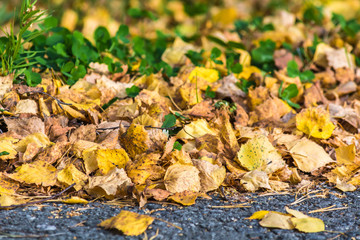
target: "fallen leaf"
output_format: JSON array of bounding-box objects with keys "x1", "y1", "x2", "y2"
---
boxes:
[
  {"x1": 62, "y1": 196, "x2": 89, "y2": 204},
  {"x1": 88, "y1": 168, "x2": 132, "y2": 199},
  {"x1": 164, "y1": 164, "x2": 201, "y2": 193},
  {"x1": 288, "y1": 138, "x2": 334, "y2": 172},
  {"x1": 99, "y1": 210, "x2": 154, "y2": 236},
  {"x1": 57, "y1": 164, "x2": 88, "y2": 191},
  {"x1": 7, "y1": 160, "x2": 57, "y2": 186},
  {"x1": 236, "y1": 135, "x2": 285, "y2": 173},
  {"x1": 296, "y1": 107, "x2": 335, "y2": 139},
  {"x1": 240, "y1": 170, "x2": 271, "y2": 192},
  {"x1": 259, "y1": 211, "x2": 294, "y2": 229},
  {"x1": 168, "y1": 190, "x2": 199, "y2": 206}
]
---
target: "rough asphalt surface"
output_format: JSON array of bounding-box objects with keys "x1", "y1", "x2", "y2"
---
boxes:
[{"x1": 1, "y1": 188, "x2": 359, "y2": 240}]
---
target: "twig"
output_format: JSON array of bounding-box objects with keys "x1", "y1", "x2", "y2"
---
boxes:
[
  {"x1": 0, "y1": 183, "x2": 75, "y2": 210},
  {"x1": 0, "y1": 232, "x2": 65, "y2": 238},
  {"x1": 308, "y1": 205, "x2": 348, "y2": 214},
  {"x1": 30, "y1": 91, "x2": 72, "y2": 111},
  {"x1": 154, "y1": 217, "x2": 182, "y2": 230},
  {"x1": 210, "y1": 203, "x2": 250, "y2": 209}
]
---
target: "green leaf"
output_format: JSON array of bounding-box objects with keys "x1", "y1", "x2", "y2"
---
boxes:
[
  {"x1": 299, "y1": 70, "x2": 315, "y2": 83},
  {"x1": 287, "y1": 60, "x2": 300, "y2": 78},
  {"x1": 69, "y1": 64, "x2": 86, "y2": 84},
  {"x1": 24, "y1": 69, "x2": 42, "y2": 86},
  {"x1": 161, "y1": 114, "x2": 176, "y2": 128},
  {"x1": 184, "y1": 2, "x2": 208, "y2": 16},
  {"x1": 210, "y1": 47, "x2": 222, "y2": 64},
  {"x1": 236, "y1": 78, "x2": 256, "y2": 94},
  {"x1": 205, "y1": 86, "x2": 216, "y2": 98},
  {"x1": 42, "y1": 16, "x2": 58, "y2": 30},
  {"x1": 185, "y1": 50, "x2": 204, "y2": 66},
  {"x1": 126, "y1": 85, "x2": 140, "y2": 98},
  {"x1": 230, "y1": 63, "x2": 243, "y2": 74},
  {"x1": 303, "y1": 5, "x2": 324, "y2": 25},
  {"x1": 94, "y1": 26, "x2": 111, "y2": 51},
  {"x1": 101, "y1": 97, "x2": 119, "y2": 111},
  {"x1": 278, "y1": 82, "x2": 300, "y2": 109},
  {"x1": 116, "y1": 25, "x2": 129, "y2": 44},
  {"x1": 173, "y1": 141, "x2": 182, "y2": 151},
  {"x1": 61, "y1": 61, "x2": 75, "y2": 73},
  {"x1": 251, "y1": 40, "x2": 276, "y2": 64},
  {"x1": 0, "y1": 151, "x2": 9, "y2": 156}
]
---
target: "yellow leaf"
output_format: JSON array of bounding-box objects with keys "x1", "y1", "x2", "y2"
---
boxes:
[
  {"x1": 15, "y1": 132, "x2": 51, "y2": 153},
  {"x1": 288, "y1": 138, "x2": 334, "y2": 172},
  {"x1": 235, "y1": 66, "x2": 261, "y2": 80},
  {"x1": 176, "y1": 119, "x2": 217, "y2": 140},
  {"x1": 120, "y1": 124, "x2": 149, "y2": 158},
  {"x1": 99, "y1": 210, "x2": 154, "y2": 236},
  {"x1": 188, "y1": 67, "x2": 219, "y2": 83},
  {"x1": 60, "y1": 9, "x2": 78, "y2": 31},
  {"x1": 0, "y1": 138, "x2": 17, "y2": 160},
  {"x1": 62, "y1": 196, "x2": 89, "y2": 204},
  {"x1": 291, "y1": 217, "x2": 325, "y2": 233},
  {"x1": 193, "y1": 159, "x2": 226, "y2": 192},
  {"x1": 296, "y1": 107, "x2": 335, "y2": 139},
  {"x1": 236, "y1": 135, "x2": 285, "y2": 173},
  {"x1": 240, "y1": 170, "x2": 271, "y2": 192},
  {"x1": 285, "y1": 206, "x2": 308, "y2": 218},
  {"x1": 84, "y1": 149, "x2": 130, "y2": 175},
  {"x1": 7, "y1": 160, "x2": 57, "y2": 186},
  {"x1": 88, "y1": 168, "x2": 132, "y2": 199},
  {"x1": 168, "y1": 190, "x2": 199, "y2": 206},
  {"x1": 57, "y1": 164, "x2": 88, "y2": 191},
  {"x1": 259, "y1": 212, "x2": 294, "y2": 229},
  {"x1": 126, "y1": 153, "x2": 164, "y2": 185},
  {"x1": 164, "y1": 164, "x2": 201, "y2": 193},
  {"x1": 247, "y1": 210, "x2": 270, "y2": 220},
  {"x1": 0, "y1": 194, "x2": 27, "y2": 207},
  {"x1": 0, "y1": 173, "x2": 19, "y2": 195},
  {"x1": 212, "y1": 8, "x2": 237, "y2": 25}
]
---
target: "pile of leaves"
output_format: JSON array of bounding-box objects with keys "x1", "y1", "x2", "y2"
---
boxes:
[{"x1": 1, "y1": 0, "x2": 360, "y2": 236}]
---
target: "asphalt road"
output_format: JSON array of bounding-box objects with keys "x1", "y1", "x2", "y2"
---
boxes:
[{"x1": 0, "y1": 188, "x2": 359, "y2": 240}]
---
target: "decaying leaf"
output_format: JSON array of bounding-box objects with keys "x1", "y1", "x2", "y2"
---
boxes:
[
  {"x1": 168, "y1": 190, "x2": 199, "y2": 206},
  {"x1": 193, "y1": 159, "x2": 226, "y2": 192},
  {"x1": 287, "y1": 138, "x2": 334, "y2": 172},
  {"x1": 164, "y1": 163, "x2": 201, "y2": 193},
  {"x1": 88, "y1": 168, "x2": 132, "y2": 198},
  {"x1": 240, "y1": 170, "x2": 271, "y2": 192},
  {"x1": 99, "y1": 210, "x2": 154, "y2": 236}
]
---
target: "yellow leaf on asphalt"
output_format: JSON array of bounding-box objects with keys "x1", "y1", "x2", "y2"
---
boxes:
[
  {"x1": 62, "y1": 196, "x2": 89, "y2": 204},
  {"x1": 296, "y1": 107, "x2": 335, "y2": 139},
  {"x1": 259, "y1": 212, "x2": 294, "y2": 229},
  {"x1": 247, "y1": 210, "x2": 270, "y2": 220},
  {"x1": 168, "y1": 190, "x2": 199, "y2": 206},
  {"x1": 291, "y1": 217, "x2": 325, "y2": 233},
  {"x1": 57, "y1": 164, "x2": 88, "y2": 191},
  {"x1": 99, "y1": 210, "x2": 154, "y2": 236},
  {"x1": 7, "y1": 160, "x2": 57, "y2": 186}
]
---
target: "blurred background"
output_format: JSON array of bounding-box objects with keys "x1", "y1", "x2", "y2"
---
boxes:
[{"x1": 1, "y1": 0, "x2": 359, "y2": 42}]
